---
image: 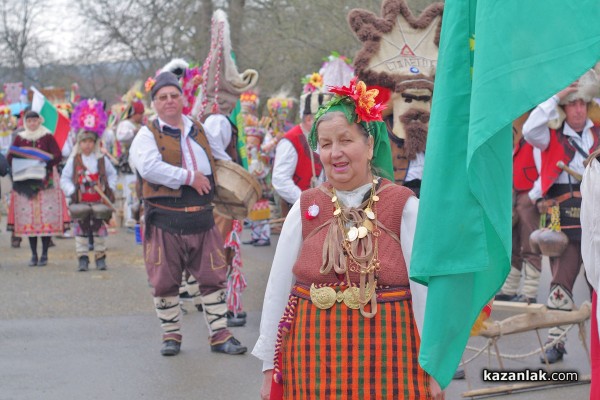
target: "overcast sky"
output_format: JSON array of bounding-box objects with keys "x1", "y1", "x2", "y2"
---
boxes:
[{"x1": 40, "y1": 0, "x2": 80, "y2": 59}]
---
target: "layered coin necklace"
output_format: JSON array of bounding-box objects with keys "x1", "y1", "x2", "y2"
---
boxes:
[{"x1": 317, "y1": 178, "x2": 381, "y2": 318}]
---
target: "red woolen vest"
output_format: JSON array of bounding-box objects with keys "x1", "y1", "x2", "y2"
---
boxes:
[
  {"x1": 513, "y1": 140, "x2": 538, "y2": 192},
  {"x1": 540, "y1": 124, "x2": 600, "y2": 196},
  {"x1": 293, "y1": 179, "x2": 413, "y2": 287},
  {"x1": 281, "y1": 125, "x2": 323, "y2": 191}
]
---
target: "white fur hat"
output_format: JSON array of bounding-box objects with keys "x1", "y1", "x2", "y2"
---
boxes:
[{"x1": 559, "y1": 64, "x2": 600, "y2": 105}]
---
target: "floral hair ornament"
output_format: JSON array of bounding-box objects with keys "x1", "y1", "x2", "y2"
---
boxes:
[
  {"x1": 309, "y1": 77, "x2": 394, "y2": 181},
  {"x1": 144, "y1": 77, "x2": 156, "y2": 93},
  {"x1": 301, "y1": 72, "x2": 324, "y2": 93}
]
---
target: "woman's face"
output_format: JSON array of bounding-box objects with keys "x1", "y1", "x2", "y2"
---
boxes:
[
  {"x1": 25, "y1": 117, "x2": 41, "y2": 132},
  {"x1": 317, "y1": 113, "x2": 374, "y2": 191}
]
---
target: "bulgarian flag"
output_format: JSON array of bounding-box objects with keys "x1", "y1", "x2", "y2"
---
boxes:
[
  {"x1": 410, "y1": 0, "x2": 600, "y2": 389},
  {"x1": 30, "y1": 87, "x2": 71, "y2": 150}
]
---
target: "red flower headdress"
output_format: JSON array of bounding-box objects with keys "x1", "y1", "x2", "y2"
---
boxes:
[
  {"x1": 309, "y1": 77, "x2": 388, "y2": 149},
  {"x1": 327, "y1": 77, "x2": 387, "y2": 123}
]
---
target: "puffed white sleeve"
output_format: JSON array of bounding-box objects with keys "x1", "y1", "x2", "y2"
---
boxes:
[
  {"x1": 401, "y1": 196, "x2": 427, "y2": 336},
  {"x1": 203, "y1": 114, "x2": 233, "y2": 161},
  {"x1": 252, "y1": 200, "x2": 302, "y2": 371},
  {"x1": 522, "y1": 96, "x2": 560, "y2": 151},
  {"x1": 59, "y1": 156, "x2": 76, "y2": 197},
  {"x1": 271, "y1": 139, "x2": 301, "y2": 205},
  {"x1": 104, "y1": 156, "x2": 118, "y2": 191}
]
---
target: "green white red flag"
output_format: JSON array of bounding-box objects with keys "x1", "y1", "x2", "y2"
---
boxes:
[
  {"x1": 410, "y1": 0, "x2": 600, "y2": 389},
  {"x1": 31, "y1": 87, "x2": 71, "y2": 150}
]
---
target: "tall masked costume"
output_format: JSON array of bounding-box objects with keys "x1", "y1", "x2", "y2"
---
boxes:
[
  {"x1": 252, "y1": 79, "x2": 429, "y2": 399},
  {"x1": 348, "y1": 0, "x2": 444, "y2": 197},
  {"x1": 194, "y1": 9, "x2": 259, "y2": 325},
  {"x1": 60, "y1": 99, "x2": 117, "y2": 271},
  {"x1": 130, "y1": 71, "x2": 247, "y2": 356},
  {"x1": 523, "y1": 65, "x2": 600, "y2": 363}
]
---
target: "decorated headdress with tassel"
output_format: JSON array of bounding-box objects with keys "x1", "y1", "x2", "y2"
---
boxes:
[
  {"x1": 194, "y1": 9, "x2": 259, "y2": 119},
  {"x1": 265, "y1": 91, "x2": 295, "y2": 136},
  {"x1": 71, "y1": 99, "x2": 108, "y2": 141},
  {"x1": 121, "y1": 81, "x2": 145, "y2": 120}
]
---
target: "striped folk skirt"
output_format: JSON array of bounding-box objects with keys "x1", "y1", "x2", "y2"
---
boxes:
[
  {"x1": 280, "y1": 296, "x2": 431, "y2": 399},
  {"x1": 7, "y1": 187, "x2": 70, "y2": 237}
]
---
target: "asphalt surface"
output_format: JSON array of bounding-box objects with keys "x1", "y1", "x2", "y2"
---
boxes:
[{"x1": 0, "y1": 185, "x2": 592, "y2": 399}]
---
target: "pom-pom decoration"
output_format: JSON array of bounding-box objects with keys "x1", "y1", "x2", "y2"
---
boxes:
[{"x1": 305, "y1": 203, "x2": 320, "y2": 220}]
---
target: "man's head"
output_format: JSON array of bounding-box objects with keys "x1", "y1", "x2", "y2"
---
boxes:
[
  {"x1": 151, "y1": 72, "x2": 184, "y2": 122},
  {"x1": 561, "y1": 68, "x2": 600, "y2": 131},
  {"x1": 150, "y1": 71, "x2": 183, "y2": 101},
  {"x1": 300, "y1": 92, "x2": 332, "y2": 132},
  {"x1": 564, "y1": 99, "x2": 589, "y2": 132},
  {"x1": 128, "y1": 100, "x2": 145, "y2": 123}
]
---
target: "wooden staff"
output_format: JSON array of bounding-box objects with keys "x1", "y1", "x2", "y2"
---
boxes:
[
  {"x1": 94, "y1": 185, "x2": 118, "y2": 211},
  {"x1": 556, "y1": 160, "x2": 582, "y2": 181}
]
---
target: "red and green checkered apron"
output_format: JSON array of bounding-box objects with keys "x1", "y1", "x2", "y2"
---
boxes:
[{"x1": 280, "y1": 296, "x2": 431, "y2": 399}]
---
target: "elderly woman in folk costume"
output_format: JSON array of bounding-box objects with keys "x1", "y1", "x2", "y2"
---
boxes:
[
  {"x1": 252, "y1": 78, "x2": 444, "y2": 399},
  {"x1": 60, "y1": 99, "x2": 117, "y2": 271},
  {"x1": 7, "y1": 110, "x2": 70, "y2": 266}
]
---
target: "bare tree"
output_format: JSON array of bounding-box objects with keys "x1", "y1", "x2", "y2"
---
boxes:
[
  {"x1": 0, "y1": 0, "x2": 51, "y2": 85},
  {"x1": 44, "y1": 0, "x2": 441, "y2": 105}
]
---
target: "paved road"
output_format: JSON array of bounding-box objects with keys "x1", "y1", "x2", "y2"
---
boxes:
[{"x1": 0, "y1": 220, "x2": 592, "y2": 399}]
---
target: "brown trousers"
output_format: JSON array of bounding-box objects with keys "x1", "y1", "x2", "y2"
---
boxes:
[
  {"x1": 512, "y1": 191, "x2": 542, "y2": 271},
  {"x1": 144, "y1": 224, "x2": 228, "y2": 298},
  {"x1": 550, "y1": 240, "x2": 583, "y2": 294}
]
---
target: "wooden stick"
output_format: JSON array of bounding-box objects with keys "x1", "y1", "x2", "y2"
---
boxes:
[
  {"x1": 94, "y1": 185, "x2": 118, "y2": 211},
  {"x1": 479, "y1": 301, "x2": 591, "y2": 338},
  {"x1": 556, "y1": 160, "x2": 583, "y2": 181}
]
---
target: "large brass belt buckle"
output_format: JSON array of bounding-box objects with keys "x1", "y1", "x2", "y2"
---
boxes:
[{"x1": 310, "y1": 284, "x2": 372, "y2": 310}]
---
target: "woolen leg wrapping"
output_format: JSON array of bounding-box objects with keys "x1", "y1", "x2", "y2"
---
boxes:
[
  {"x1": 521, "y1": 262, "x2": 541, "y2": 299},
  {"x1": 500, "y1": 266, "x2": 522, "y2": 296},
  {"x1": 153, "y1": 296, "x2": 182, "y2": 339},
  {"x1": 185, "y1": 275, "x2": 202, "y2": 307},
  {"x1": 75, "y1": 236, "x2": 88, "y2": 257},
  {"x1": 200, "y1": 289, "x2": 229, "y2": 336}
]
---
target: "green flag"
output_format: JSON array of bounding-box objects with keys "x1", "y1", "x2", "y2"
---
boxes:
[{"x1": 410, "y1": 0, "x2": 600, "y2": 389}]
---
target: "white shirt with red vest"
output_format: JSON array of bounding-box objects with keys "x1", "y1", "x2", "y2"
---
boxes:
[{"x1": 523, "y1": 95, "x2": 596, "y2": 187}]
